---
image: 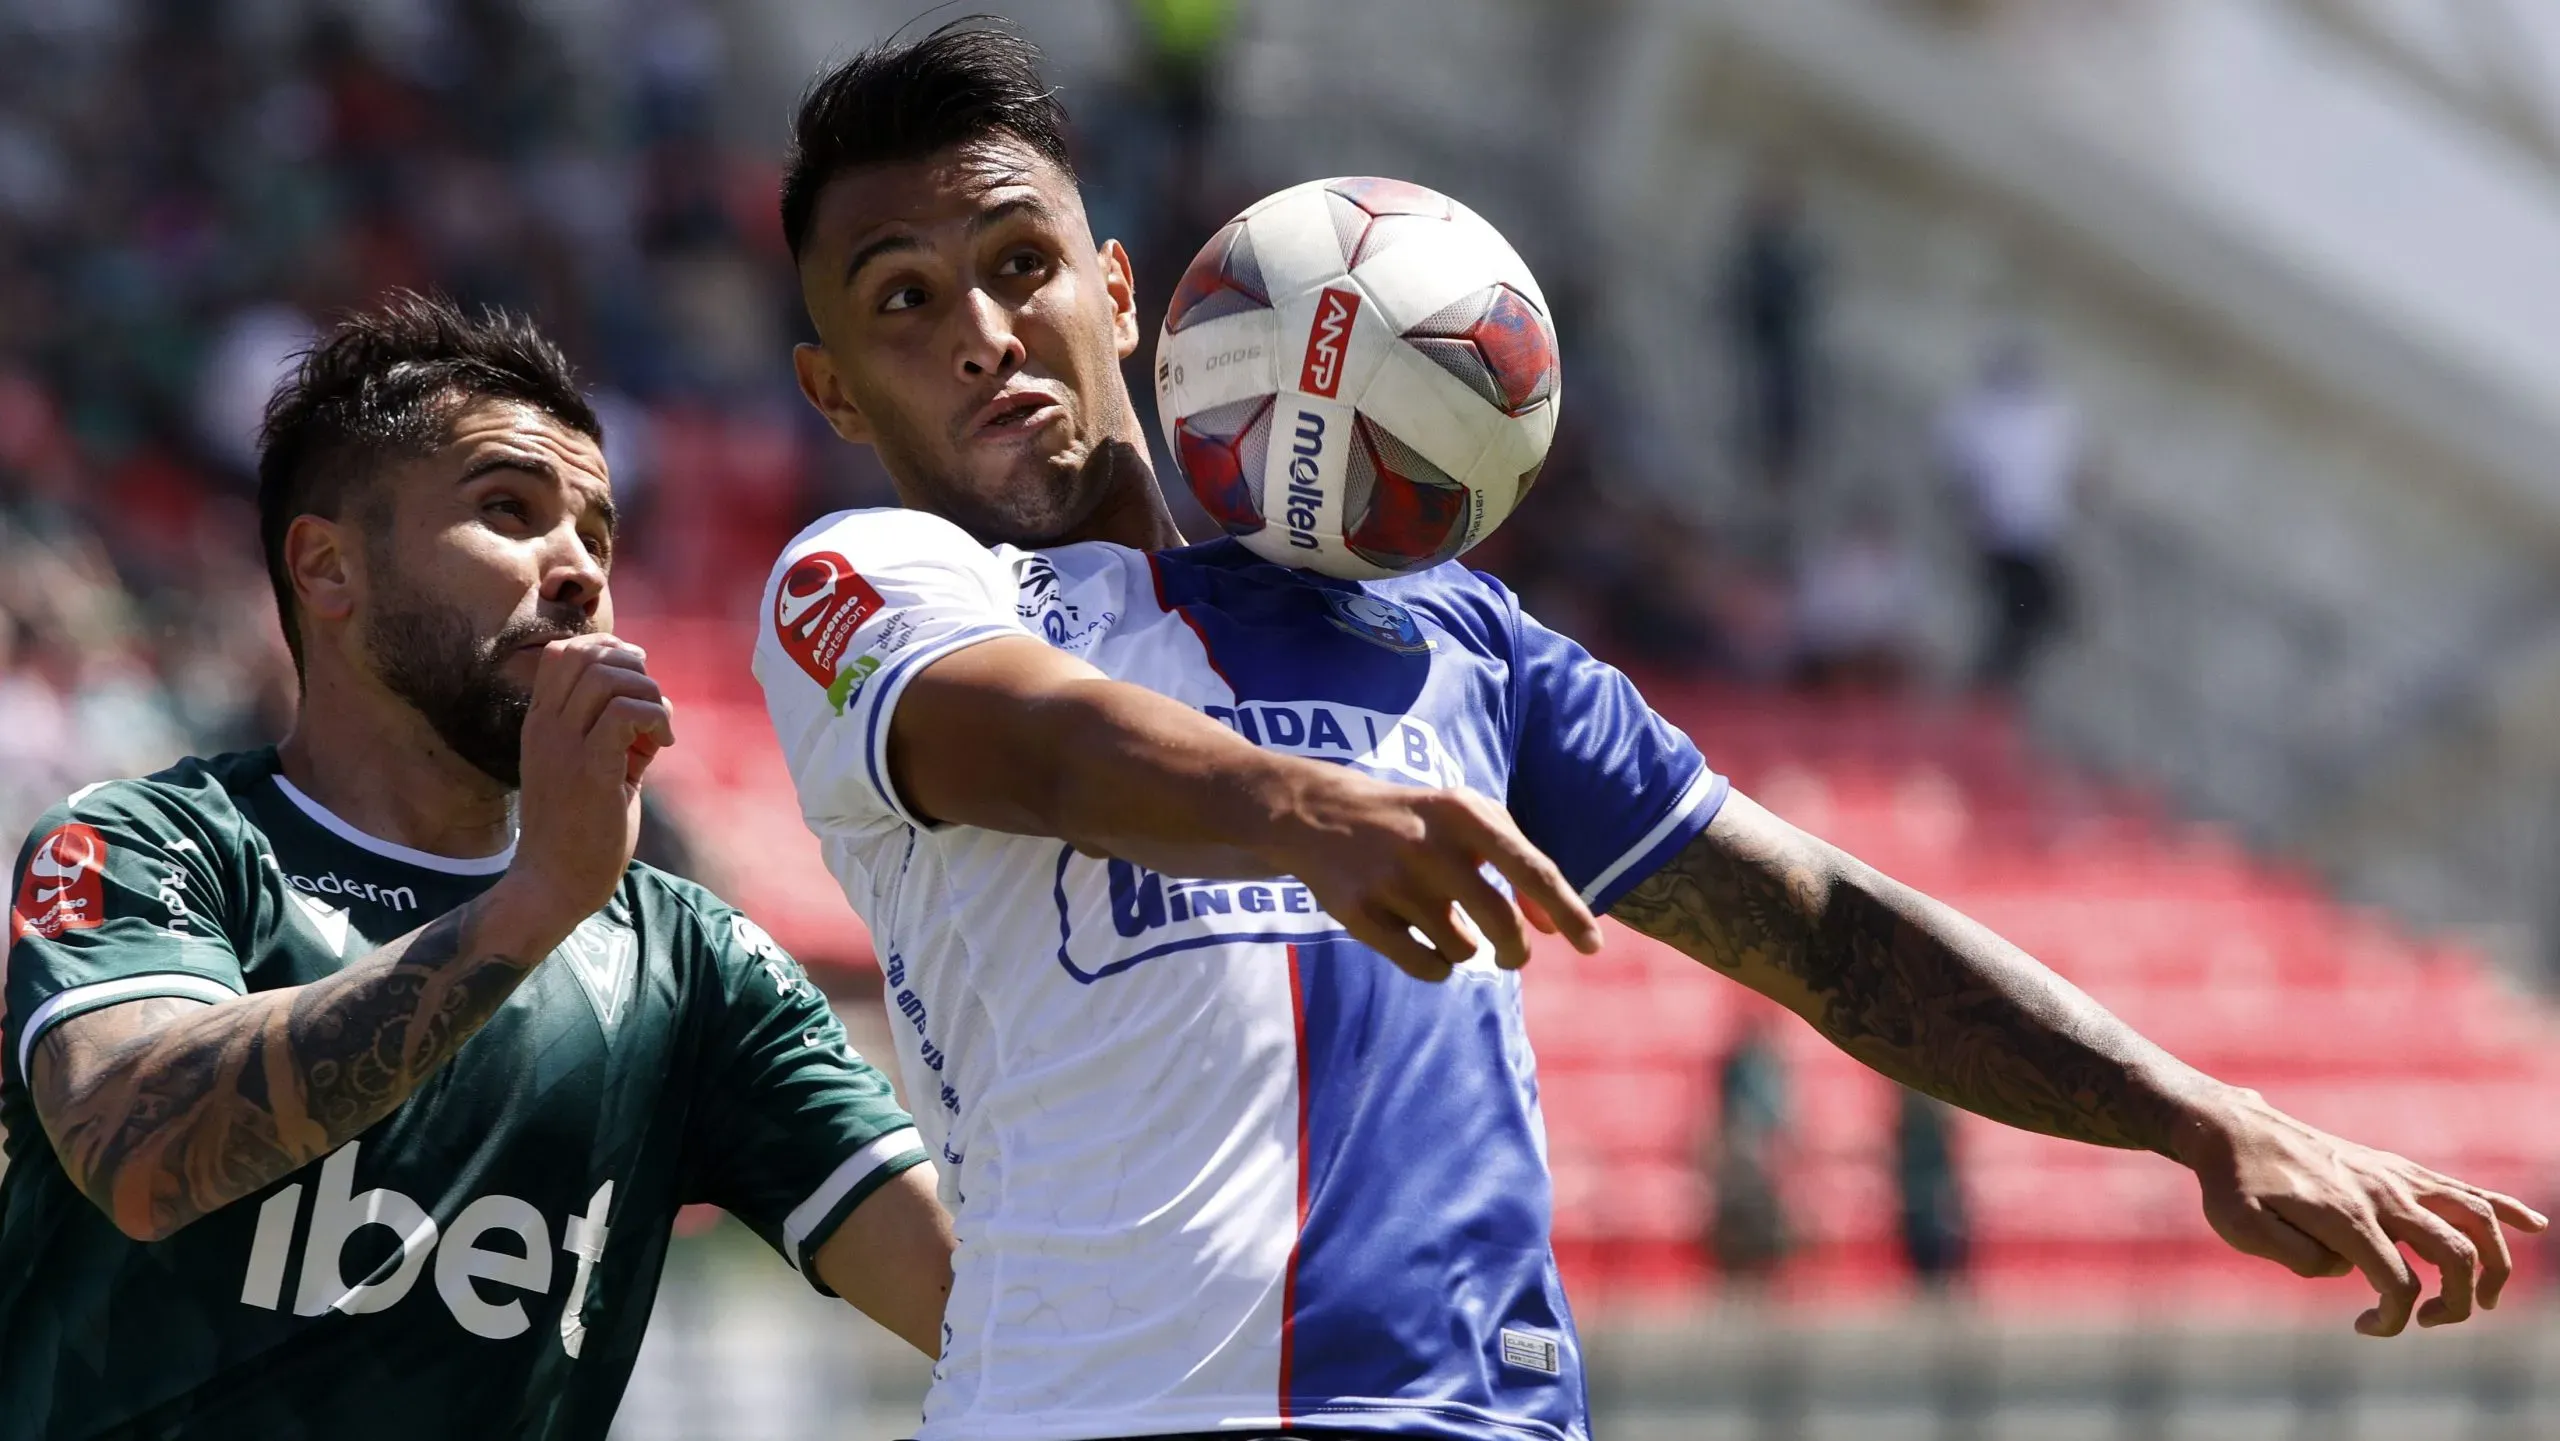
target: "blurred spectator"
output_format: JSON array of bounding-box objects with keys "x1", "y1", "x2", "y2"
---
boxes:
[
  {"x1": 1704, "y1": 1014, "x2": 1793, "y2": 1283},
  {"x1": 1721, "y1": 163, "x2": 1824, "y2": 491},
  {"x1": 195, "y1": 304, "x2": 317, "y2": 478},
  {"x1": 1938, "y1": 335, "x2": 2081, "y2": 688},
  {"x1": 1894, "y1": 1088, "x2": 1970, "y2": 1290},
  {"x1": 1792, "y1": 506, "x2": 1927, "y2": 690},
  {"x1": 0, "y1": 0, "x2": 820, "y2": 850}
]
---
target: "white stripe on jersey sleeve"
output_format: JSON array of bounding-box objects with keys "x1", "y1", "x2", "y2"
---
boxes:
[
  {"x1": 782, "y1": 1125, "x2": 929, "y2": 1267},
  {"x1": 17, "y1": 972, "x2": 244, "y2": 1079},
  {"x1": 1576, "y1": 767, "x2": 1725, "y2": 906}
]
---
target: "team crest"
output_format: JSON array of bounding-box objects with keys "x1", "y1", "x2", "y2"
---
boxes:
[
  {"x1": 556, "y1": 913, "x2": 638, "y2": 1031},
  {"x1": 1321, "y1": 590, "x2": 1431, "y2": 654}
]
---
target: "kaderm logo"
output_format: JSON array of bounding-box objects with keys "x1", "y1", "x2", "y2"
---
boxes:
[
  {"x1": 775, "y1": 550, "x2": 885, "y2": 687},
  {"x1": 13, "y1": 822, "x2": 107, "y2": 942}
]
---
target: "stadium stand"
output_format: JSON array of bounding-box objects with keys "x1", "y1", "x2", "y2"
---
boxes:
[{"x1": 1532, "y1": 681, "x2": 2560, "y2": 1315}]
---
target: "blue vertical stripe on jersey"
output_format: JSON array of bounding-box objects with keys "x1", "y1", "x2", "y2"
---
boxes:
[
  {"x1": 1283, "y1": 936, "x2": 1585, "y2": 1441},
  {"x1": 1146, "y1": 542, "x2": 1589, "y2": 1439}
]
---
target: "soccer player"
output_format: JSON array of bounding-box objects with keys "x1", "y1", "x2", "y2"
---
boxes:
[
  {"x1": 0, "y1": 298, "x2": 955, "y2": 1439},
  {"x1": 757, "y1": 23, "x2": 2545, "y2": 1441}
]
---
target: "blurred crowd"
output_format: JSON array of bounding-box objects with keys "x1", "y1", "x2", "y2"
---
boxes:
[
  {"x1": 0, "y1": 0, "x2": 881, "y2": 847},
  {"x1": 0, "y1": 1, "x2": 2086, "y2": 852}
]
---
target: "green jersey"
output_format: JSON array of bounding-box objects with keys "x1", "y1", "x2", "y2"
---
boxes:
[{"x1": 0, "y1": 749, "x2": 923, "y2": 1440}]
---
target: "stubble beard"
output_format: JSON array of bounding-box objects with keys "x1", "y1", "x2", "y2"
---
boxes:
[{"x1": 365, "y1": 566, "x2": 590, "y2": 788}]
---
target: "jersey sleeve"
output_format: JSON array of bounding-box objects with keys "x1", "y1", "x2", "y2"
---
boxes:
[
  {"x1": 679, "y1": 898, "x2": 926, "y2": 1292},
  {"x1": 754, "y1": 507, "x2": 1034, "y2": 842},
  {"x1": 5, "y1": 785, "x2": 247, "y2": 1090},
  {"x1": 1499, "y1": 587, "x2": 1731, "y2": 914}
]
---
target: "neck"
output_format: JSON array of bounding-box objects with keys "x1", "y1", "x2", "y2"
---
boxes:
[
  {"x1": 1059, "y1": 436, "x2": 1186, "y2": 551},
  {"x1": 274, "y1": 659, "x2": 517, "y2": 863}
]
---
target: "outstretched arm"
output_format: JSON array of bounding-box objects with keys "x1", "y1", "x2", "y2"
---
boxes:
[
  {"x1": 890, "y1": 635, "x2": 1603, "y2": 979},
  {"x1": 1613, "y1": 790, "x2": 2547, "y2": 1335}
]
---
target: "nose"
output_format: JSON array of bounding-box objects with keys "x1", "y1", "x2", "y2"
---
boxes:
[
  {"x1": 953, "y1": 287, "x2": 1027, "y2": 383},
  {"x1": 541, "y1": 527, "x2": 607, "y2": 622}
]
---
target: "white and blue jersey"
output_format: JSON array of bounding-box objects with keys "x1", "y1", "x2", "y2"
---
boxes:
[{"x1": 754, "y1": 509, "x2": 1726, "y2": 1441}]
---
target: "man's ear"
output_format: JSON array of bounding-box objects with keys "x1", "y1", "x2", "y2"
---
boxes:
[
  {"x1": 1102, "y1": 238, "x2": 1141, "y2": 360},
  {"x1": 284, "y1": 513, "x2": 358, "y2": 644},
  {"x1": 795, "y1": 342, "x2": 875, "y2": 446}
]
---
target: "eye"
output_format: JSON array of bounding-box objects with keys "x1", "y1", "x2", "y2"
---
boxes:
[
  {"x1": 582, "y1": 531, "x2": 612, "y2": 563},
  {"x1": 483, "y1": 495, "x2": 529, "y2": 523},
  {"x1": 880, "y1": 284, "x2": 929, "y2": 314},
  {"x1": 997, "y1": 249, "x2": 1046, "y2": 279}
]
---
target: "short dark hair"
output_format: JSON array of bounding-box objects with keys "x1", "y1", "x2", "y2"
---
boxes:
[
  {"x1": 256, "y1": 292, "x2": 600, "y2": 673},
  {"x1": 780, "y1": 18, "x2": 1076, "y2": 262}
]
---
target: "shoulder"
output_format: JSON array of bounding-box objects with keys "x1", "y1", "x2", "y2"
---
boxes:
[
  {"x1": 15, "y1": 751, "x2": 265, "y2": 859},
  {"x1": 618, "y1": 863, "x2": 797, "y2": 975},
  {"x1": 770, "y1": 507, "x2": 996, "y2": 578},
  {"x1": 1366, "y1": 561, "x2": 1521, "y2": 656}
]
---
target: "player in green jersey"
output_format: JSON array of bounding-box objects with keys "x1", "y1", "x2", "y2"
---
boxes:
[{"x1": 0, "y1": 296, "x2": 956, "y2": 1440}]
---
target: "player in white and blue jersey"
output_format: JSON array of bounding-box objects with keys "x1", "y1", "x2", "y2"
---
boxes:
[{"x1": 755, "y1": 21, "x2": 2544, "y2": 1441}]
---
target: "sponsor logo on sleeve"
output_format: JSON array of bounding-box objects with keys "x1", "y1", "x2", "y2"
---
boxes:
[
  {"x1": 774, "y1": 550, "x2": 886, "y2": 687},
  {"x1": 825, "y1": 654, "x2": 882, "y2": 715},
  {"x1": 729, "y1": 913, "x2": 813, "y2": 1002},
  {"x1": 1298, "y1": 286, "x2": 1362, "y2": 399},
  {"x1": 12, "y1": 822, "x2": 107, "y2": 942}
]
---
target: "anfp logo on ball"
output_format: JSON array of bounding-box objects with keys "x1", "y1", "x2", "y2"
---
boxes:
[
  {"x1": 775, "y1": 550, "x2": 885, "y2": 687},
  {"x1": 1298, "y1": 287, "x2": 1362, "y2": 399}
]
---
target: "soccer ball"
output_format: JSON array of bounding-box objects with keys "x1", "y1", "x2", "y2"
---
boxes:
[{"x1": 1153, "y1": 177, "x2": 1560, "y2": 580}]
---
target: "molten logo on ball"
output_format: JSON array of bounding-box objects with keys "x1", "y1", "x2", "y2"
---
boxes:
[{"x1": 1298, "y1": 287, "x2": 1362, "y2": 399}]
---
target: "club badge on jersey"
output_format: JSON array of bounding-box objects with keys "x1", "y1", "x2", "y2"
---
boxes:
[{"x1": 1320, "y1": 589, "x2": 1432, "y2": 654}]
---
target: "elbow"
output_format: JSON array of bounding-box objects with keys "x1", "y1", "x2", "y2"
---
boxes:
[
  {"x1": 115, "y1": 1215, "x2": 182, "y2": 1244},
  {"x1": 114, "y1": 1205, "x2": 194, "y2": 1244},
  {"x1": 75, "y1": 1173, "x2": 187, "y2": 1243}
]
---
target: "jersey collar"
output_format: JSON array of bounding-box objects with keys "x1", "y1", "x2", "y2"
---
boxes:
[{"x1": 269, "y1": 773, "x2": 519, "y2": 876}]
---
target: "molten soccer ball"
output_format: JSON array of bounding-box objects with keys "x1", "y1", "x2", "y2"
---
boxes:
[{"x1": 1153, "y1": 177, "x2": 1559, "y2": 580}]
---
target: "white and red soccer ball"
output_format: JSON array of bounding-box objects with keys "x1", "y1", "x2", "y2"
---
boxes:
[{"x1": 1152, "y1": 177, "x2": 1560, "y2": 580}]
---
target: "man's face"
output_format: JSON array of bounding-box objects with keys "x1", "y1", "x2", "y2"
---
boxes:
[
  {"x1": 356, "y1": 400, "x2": 616, "y2": 786},
  {"x1": 793, "y1": 135, "x2": 1143, "y2": 547}
]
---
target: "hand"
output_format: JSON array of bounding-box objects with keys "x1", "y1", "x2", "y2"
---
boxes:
[
  {"x1": 2173, "y1": 1085, "x2": 2548, "y2": 1335},
  {"x1": 507, "y1": 635, "x2": 677, "y2": 921},
  {"x1": 1268, "y1": 773, "x2": 1604, "y2": 982}
]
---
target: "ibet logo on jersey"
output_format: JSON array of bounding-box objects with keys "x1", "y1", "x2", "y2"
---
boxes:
[
  {"x1": 774, "y1": 550, "x2": 886, "y2": 688},
  {"x1": 1298, "y1": 286, "x2": 1362, "y2": 398},
  {"x1": 12, "y1": 822, "x2": 107, "y2": 942},
  {"x1": 240, "y1": 1139, "x2": 617, "y2": 1355}
]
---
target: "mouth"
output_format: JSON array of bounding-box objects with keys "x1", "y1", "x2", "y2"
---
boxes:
[{"x1": 969, "y1": 387, "x2": 1065, "y2": 440}]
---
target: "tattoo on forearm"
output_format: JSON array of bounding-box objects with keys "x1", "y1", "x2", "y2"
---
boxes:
[
  {"x1": 33, "y1": 904, "x2": 530, "y2": 1240},
  {"x1": 1610, "y1": 807, "x2": 2195, "y2": 1154}
]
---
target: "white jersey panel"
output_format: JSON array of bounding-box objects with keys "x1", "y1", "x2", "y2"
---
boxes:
[{"x1": 759, "y1": 517, "x2": 1302, "y2": 1436}]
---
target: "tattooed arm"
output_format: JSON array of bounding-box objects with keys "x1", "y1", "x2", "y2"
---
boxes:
[
  {"x1": 1612, "y1": 790, "x2": 2206, "y2": 1149},
  {"x1": 25, "y1": 633, "x2": 676, "y2": 1243},
  {"x1": 29, "y1": 884, "x2": 572, "y2": 1242},
  {"x1": 1613, "y1": 790, "x2": 2546, "y2": 1334}
]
